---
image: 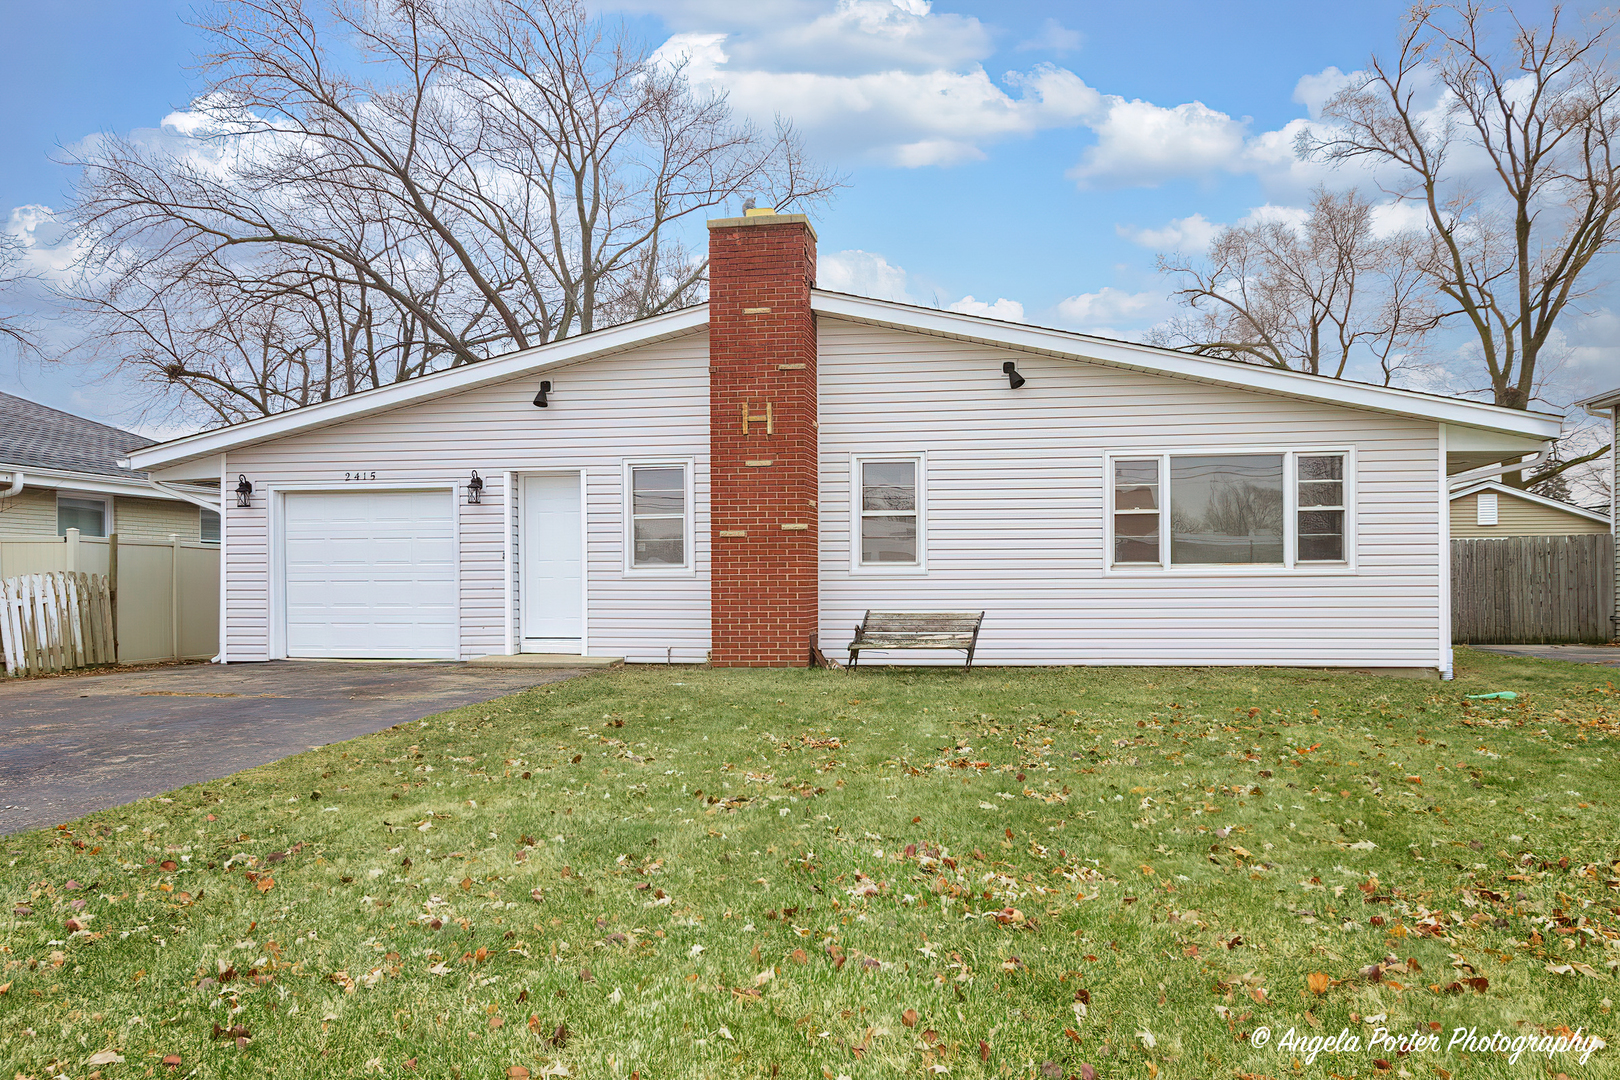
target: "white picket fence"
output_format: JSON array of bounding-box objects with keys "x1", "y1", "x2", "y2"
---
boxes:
[{"x1": 0, "y1": 571, "x2": 116, "y2": 677}]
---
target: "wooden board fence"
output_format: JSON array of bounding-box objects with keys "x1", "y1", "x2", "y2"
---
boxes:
[
  {"x1": 1452, "y1": 534, "x2": 1615, "y2": 645},
  {"x1": 0, "y1": 571, "x2": 115, "y2": 677}
]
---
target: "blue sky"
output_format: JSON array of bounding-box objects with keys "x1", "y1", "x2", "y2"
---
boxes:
[{"x1": 3, "y1": 0, "x2": 1610, "y2": 437}]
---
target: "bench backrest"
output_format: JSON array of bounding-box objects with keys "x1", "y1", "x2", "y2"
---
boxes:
[{"x1": 861, "y1": 611, "x2": 983, "y2": 635}]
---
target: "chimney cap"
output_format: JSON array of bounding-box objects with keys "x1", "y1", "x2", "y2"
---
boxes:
[{"x1": 707, "y1": 211, "x2": 817, "y2": 240}]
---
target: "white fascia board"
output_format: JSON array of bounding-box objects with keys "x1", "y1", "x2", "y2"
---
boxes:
[
  {"x1": 0, "y1": 462, "x2": 195, "y2": 501},
  {"x1": 127, "y1": 306, "x2": 711, "y2": 472},
  {"x1": 1448, "y1": 479, "x2": 1611, "y2": 524},
  {"x1": 811, "y1": 291, "x2": 1566, "y2": 441}
]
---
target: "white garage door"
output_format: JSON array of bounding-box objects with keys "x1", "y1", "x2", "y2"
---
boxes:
[{"x1": 283, "y1": 490, "x2": 457, "y2": 659}]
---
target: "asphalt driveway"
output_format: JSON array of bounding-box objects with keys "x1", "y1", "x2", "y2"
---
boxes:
[
  {"x1": 0, "y1": 661, "x2": 580, "y2": 834},
  {"x1": 1471, "y1": 644, "x2": 1620, "y2": 667}
]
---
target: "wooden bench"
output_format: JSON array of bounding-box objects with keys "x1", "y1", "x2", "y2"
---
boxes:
[{"x1": 847, "y1": 611, "x2": 985, "y2": 670}]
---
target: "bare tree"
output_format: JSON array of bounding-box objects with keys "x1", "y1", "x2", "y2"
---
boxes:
[
  {"x1": 1153, "y1": 187, "x2": 1441, "y2": 383},
  {"x1": 0, "y1": 234, "x2": 36, "y2": 353},
  {"x1": 63, "y1": 0, "x2": 837, "y2": 424},
  {"x1": 1298, "y1": 2, "x2": 1618, "y2": 487}
]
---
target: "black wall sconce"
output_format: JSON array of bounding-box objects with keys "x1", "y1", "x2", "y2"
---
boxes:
[
  {"x1": 234, "y1": 474, "x2": 254, "y2": 508},
  {"x1": 532, "y1": 380, "x2": 552, "y2": 408},
  {"x1": 1002, "y1": 361, "x2": 1026, "y2": 390},
  {"x1": 467, "y1": 470, "x2": 484, "y2": 504}
]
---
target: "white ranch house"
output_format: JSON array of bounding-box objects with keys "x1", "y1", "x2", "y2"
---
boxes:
[{"x1": 126, "y1": 213, "x2": 1563, "y2": 676}]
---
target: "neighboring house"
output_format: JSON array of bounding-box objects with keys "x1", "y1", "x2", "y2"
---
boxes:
[
  {"x1": 1578, "y1": 386, "x2": 1620, "y2": 640},
  {"x1": 0, "y1": 391, "x2": 220, "y2": 545},
  {"x1": 1449, "y1": 480, "x2": 1609, "y2": 537},
  {"x1": 128, "y1": 212, "x2": 1563, "y2": 676}
]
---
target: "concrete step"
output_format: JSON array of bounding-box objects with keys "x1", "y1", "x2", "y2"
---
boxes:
[{"x1": 468, "y1": 653, "x2": 624, "y2": 669}]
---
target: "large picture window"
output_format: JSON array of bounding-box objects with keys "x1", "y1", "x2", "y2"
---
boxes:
[
  {"x1": 1110, "y1": 451, "x2": 1349, "y2": 569},
  {"x1": 626, "y1": 463, "x2": 689, "y2": 570}
]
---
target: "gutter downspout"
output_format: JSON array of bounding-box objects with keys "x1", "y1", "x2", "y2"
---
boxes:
[
  {"x1": 1, "y1": 469, "x2": 22, "y2": 498},
  {"x1": 1446, "y1": 444, "x2": 1554, "y2": 493},
  {"x1": 149, "y1": 479, "x2": 221, "y2": 512}
]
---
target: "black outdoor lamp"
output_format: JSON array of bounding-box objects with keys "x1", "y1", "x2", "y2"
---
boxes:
[
  {"x1": 532, "y1": 380, "x2": 552, "y2": 408},
  {"x1": 234, "y1": 474, "x2": 254, "y2": 508},
  {"x1": 1003, "y1": 361, "x2": 1026, "y2": 390},
  {"x1": 467, "y1": 470, "x2": 485, "y2": 505}
]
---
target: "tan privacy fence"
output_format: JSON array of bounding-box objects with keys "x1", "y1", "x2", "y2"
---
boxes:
[
  {"x1": 1452, "y1": 534, "x2": 1615, "y2": 645},
  {"x1": 0, "y1": 530, "x2": 219, "y2": 672},
  {"x1": 0, "y1": 572, "x2": 116, "y2": 676}
]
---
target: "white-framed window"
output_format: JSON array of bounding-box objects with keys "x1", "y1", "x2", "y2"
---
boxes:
[
  {"x1": 622, "y1": 460, "x2": 693, "y2": 573},
  {"x1": 1106, "y1": 449, "x2": 1353, "y2": 571},
  {"x1": 57, "y1": 495, "x2": 109, "y2": 537},
  {"x1": 200, "y1": 508, "x2": 221, "y2": 544},
  {"x1": 851, "y1": 454, "x2": 926, "y2": 571}
]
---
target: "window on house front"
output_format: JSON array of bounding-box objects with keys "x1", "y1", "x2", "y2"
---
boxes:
[
  {"x1": 1112, "y1": 459, "x2": 1160, "y2": 563},
  {"x1": 57, "y1": 496, "x2": 107, "y2": 537},
  {"x1": 628, "y1": 465, "x2": 687, "y2": 568},
  {"x1": 1171, "y1": 454, "x2": 1285, "y2": 564},
  {"x1": 859, "y1": 459, "x2": 919, "y2": 565},
  {"x1": 1297, "y1": 455, "x2": 1346, "y2": 561},
  {"x1": 201, "y1": 509, "x2": 221, "y2": 544},
  {"x1": 1110, "y1": 452, "x2": 1350, "y2": 569}
]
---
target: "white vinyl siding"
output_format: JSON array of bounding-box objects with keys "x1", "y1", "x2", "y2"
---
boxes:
[
  {"x1": 221, "y1": 332, "x2": 711, "y2": 662},
  {"x1": 817, "y1": 318, "x2": 1443, "y2": 668}
]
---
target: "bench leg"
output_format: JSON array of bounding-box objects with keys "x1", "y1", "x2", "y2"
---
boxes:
[{"x1": 964, "y1": 645, "x2": 976, "y2": 671}]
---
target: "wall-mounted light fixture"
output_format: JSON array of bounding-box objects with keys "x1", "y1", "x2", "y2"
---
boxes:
[
  {"x1": 467, "y1": 470, "x2": 484, "y2": 505},
  {"x1": 532, "y1": 380, "x2": 552, "y2": 408},
  {"x1": 234, "y1": 474, "x2": 254, "y2": 508},
  {"x1": 1002, "y1": 361, "x2": 1026, "y2": 390}
]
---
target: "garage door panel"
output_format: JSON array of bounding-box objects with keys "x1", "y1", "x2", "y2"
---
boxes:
[{"x1": 283, "y1": 490, "x2": 457, "y2": 659}]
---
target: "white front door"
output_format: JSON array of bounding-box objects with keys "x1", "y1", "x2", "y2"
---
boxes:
[
  {"x1": 521, "y1": 474, "x2": 584, "y2": 652},
  {"x1": 282, "y1": 489, "x2": 457, "y2": 659}
]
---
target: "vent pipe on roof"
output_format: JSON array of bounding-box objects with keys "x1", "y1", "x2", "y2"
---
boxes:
[{"x1": 1, "y1": 470, "x2": 22, "y2": 498}]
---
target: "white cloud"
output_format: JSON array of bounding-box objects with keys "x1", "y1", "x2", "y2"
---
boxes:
[
  {"x1": 1054, "y1": 287, "x2": 1173, "y2": 334},
  {"x1": 1069, "y1": 98, "x2": 1248, "y2": 188},
  {"x1": 1292, "y1": 66, "x2": 1357, "y2": 119},
  {"x1": 949, "y1": 295, "x2": 1024, "y2": 322},
  {"x1": 1017, "y1": 18, "x2": 1083, "y2": 54},
  {"x1": 1116, "y1": 213, "x2": 1221, "y2": 252},
  {"x1": 818, "y1": 248, "x2": 914, "y2": 301},
  {"x1": 6, "y1": 205, "x2": 80, "y2": 278}
]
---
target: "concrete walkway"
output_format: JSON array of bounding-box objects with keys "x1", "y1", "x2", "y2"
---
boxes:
[
  {"x1": 0, "y1": 661, "x2": 581, "y2": 834},
  {"x1": 1471, "y1": 644, "x2": 1620, "y2": 667}
]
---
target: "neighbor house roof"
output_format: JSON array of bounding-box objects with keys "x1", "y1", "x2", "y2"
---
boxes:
[
  {"x1": 127, "y1": 295, "x2": 1565, "y2": 475},
  {"x1": 1579, "y1": 386, "x2": 1620, "y2": 414},
  {"x1": 0, "y1": 390, "x2": 156, "y2": 478},
  {"x1": 1448, "y1": 480, "x2": 1611, "y2": 526}
]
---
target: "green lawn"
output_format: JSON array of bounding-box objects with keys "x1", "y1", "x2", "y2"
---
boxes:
[{"x1": 3, "y1": 649, "x2": 1618, "y2": 1079}]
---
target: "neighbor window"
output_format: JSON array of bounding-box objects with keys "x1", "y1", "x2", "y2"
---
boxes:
[
  {"x1": 1475, "y1": 491, "x2": 1499, "y2": 527},
  {"x1": 201, "y1": 508, "x2": 221, "y2": 544},
  {"x1": 1110, "y1": 452, "x2": 1349, "y2": 569},
  {"x1": 57, "y1": 496, "x2": 107, "y2": 537},
  {"x1": 628, "y1": 464, "x2": 687, "y2": 568},
  {"x1": 858, "y1": 459, "x2": 920, "y2": 565}
]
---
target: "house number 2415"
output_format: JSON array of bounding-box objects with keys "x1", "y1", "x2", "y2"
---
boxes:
[{"x1": 343, "y1": 471, "x2": 378, "y2": 481}]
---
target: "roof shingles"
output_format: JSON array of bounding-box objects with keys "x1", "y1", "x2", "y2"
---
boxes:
[{"x1": 0, "y1": 391, "x2": 154, "y2": 479}]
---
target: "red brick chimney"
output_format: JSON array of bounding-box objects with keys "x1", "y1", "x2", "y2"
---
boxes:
[{"x1": 707, "y1": 210, "x2": 818, "y2": 667}]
